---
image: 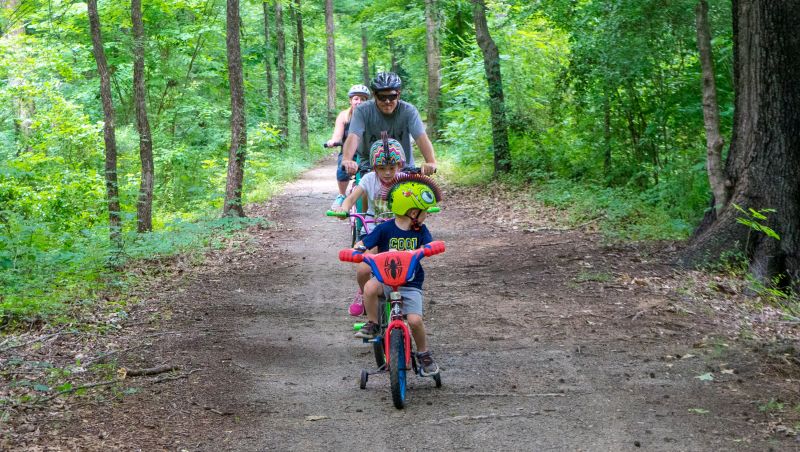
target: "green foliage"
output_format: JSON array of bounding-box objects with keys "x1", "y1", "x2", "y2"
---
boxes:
[
  {"x1": 732, "y1": 204, "x2": 780, "y2": 241},
  {"x1": 0, "y1": 0, "x2": 741, "y2": 325},
  {"x1": 533, "y1": 178, "x2": 697, "y2": 241}
]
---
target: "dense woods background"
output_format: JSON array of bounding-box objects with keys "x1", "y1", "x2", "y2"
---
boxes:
[{"x1": 4, "y1": 0, "x2": 790, "y2": 325}]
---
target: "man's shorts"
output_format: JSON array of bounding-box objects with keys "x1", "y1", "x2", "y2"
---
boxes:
[
  {"x1": 336, "y1": 152, "x2": 349, "y2": 182},
  {"x1": 382, "y1": 286, "x2": 423, "y2": 316}
]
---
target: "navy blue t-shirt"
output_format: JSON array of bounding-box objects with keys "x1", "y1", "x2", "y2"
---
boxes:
[{"x1": 361, "y1": 219, "x2": 433, "y2": 289}]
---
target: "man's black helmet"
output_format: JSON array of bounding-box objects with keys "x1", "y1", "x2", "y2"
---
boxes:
[{"x1": 370, "y1": 72, "x2": 402, "y2": 92}]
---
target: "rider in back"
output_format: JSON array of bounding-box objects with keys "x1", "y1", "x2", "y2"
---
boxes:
[
  {"x1": 326, "y1": 84, "x2": 370, "y2": 208},
  {"x1": 353, "y1": 175, "x2": 442, "y2": 376}
]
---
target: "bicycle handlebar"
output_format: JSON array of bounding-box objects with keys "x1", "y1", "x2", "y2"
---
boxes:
[
  {"x1": 326, "y1": 207, "x2": 440, "y2": 218},
  {"x1": 326, "y1": 210, "x2": 348, "y2": 218},
  {"x1": 323, "y1": 142, "x2": 342, "y2": 149}
]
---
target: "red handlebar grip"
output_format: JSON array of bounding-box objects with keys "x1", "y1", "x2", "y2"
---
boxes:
[
  {"x1": 423, "y1": 241, "x2": 446, "y2": 257},
  {"x1": 339, "y1": 249, "x2": 364, "y2": 263}
]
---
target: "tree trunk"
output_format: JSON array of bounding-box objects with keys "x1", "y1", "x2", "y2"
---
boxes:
[
  {"x1": 290, "y1": 4, "x2": 297, "y2": 88},
  {"x1": 132, "y1": 0, "x2": 154, "y2": 233},
  {"x1": 295, "y1": 0, "x2": 308, "y2": 149},
  {"x1": 683, "y1": 0, "x2": 800, "y2": 287},
  {"x1": 5, "y1": 0, "x2": 33, "y2": 154},
  {"x1": 275, "y1": 1, "x2": 288, "y2": 140},
  {"x1": 472, "y1": 0, "x2": 510, "y2": 174},
  {"x1": 324, "y1": 0, "x2": 336, "y2": 124},
  {"x1": 695, "y1": 0, "x2": 727, "y2": 213},
  {"x1": 424, "y1": 0, "x2": 441, "y2": 140},
  {"x1": 262, "y1": 1, "x2": 273, "y2": 102},
  {"x1": 361, "y1": 26, "x2": 370, "y2": 86},
  {"x1": 603, "y1": 88, "x2": 611, "y2": 176},
  {"x1": 223, "y1": 0, "x2": 247, "y2": 217},
  {"x1": 87, "y1": 0, "x2": 122, "y2": 252}
]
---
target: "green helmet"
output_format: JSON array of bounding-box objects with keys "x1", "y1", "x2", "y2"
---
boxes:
[{"x1": 384, "y1": 174, "x2": 442, "y2": 216}]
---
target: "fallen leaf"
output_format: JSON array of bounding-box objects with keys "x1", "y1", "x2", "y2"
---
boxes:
[
  {"x1": 696, "y1": 372, "x2": 714, "y2": 381},
  {"x1": 305, "y1": 415, "x2": 329, "y2": 422}
]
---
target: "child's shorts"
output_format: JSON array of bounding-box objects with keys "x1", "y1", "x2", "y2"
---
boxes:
[{"x1": 382, "y1": 286, "x2": 423, "y2": 316}]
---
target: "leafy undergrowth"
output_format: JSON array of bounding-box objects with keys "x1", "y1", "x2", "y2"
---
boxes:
[{"x1": 0, "y1": 220, "x2": 271, "y2": 435}]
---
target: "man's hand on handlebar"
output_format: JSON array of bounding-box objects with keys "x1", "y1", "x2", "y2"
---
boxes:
[
  {"x1": 421, "y1": 162, "x2": 437, "y2": 176},
  {"x1": 342, "y1": 159, "x2": 359, "y2": 175}
]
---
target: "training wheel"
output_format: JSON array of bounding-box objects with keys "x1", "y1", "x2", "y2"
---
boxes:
[
  {"x1": 433, "y1": 373, "x2": 442, "y2": 388},
  {"x1": 359, "y1": 369, "x2": 368, "y2": 389}
]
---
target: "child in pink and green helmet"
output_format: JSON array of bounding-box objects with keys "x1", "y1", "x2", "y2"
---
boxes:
[{"x1": 334, "y1": 138, "x2": 407, "y2": 316}]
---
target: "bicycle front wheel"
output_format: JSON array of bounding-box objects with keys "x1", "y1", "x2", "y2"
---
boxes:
[{"x1": 389, "y1": 330, "x2": 407, "y2": 409}]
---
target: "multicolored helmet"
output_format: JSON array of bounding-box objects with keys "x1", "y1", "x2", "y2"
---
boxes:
[
  {"x1": 382, "y1": 174, "x2": 443, "y2": 217},
  {"x1": 348, "y1": 84, "x2": 370, "y2": 98},
  {"x1": 369, "y1": 138, "x2": 405, "y2": 167}
]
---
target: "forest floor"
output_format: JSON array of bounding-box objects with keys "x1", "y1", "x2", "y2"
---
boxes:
[{"x1": 2, "y1": 156, "x2": 800, "y2": 451}]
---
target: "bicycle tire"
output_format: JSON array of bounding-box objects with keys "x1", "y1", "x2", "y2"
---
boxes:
[
  {"x1": 372, "y1": 338, "x2": 386, "y2": 368},
  {"x1": 373, "y1": 299, "x2": 388, "y2": 368},
  {"x1": 350, "y1": 222, "x2": 359, "y2": 248},
  {"x1": 389, "y1": 330, "x2": 407, "y2": 409}
]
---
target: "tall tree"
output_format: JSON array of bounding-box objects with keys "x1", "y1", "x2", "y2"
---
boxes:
[
  {"x1": 295, "y1": 0, "x2": 308, "y2": 149},
  {"x1": 275, "y1": 0, "x2": 288, "y2": 139},
  {"x1": 424, "y1": 0, "x2": 441, "y2": 140},
  {"x1": 684, "y1": 0, "x2": 800, "y2": 286},
  {"x1": 263, "y1": 1, "x2": 273, "y2": 102},
  {"x1": 361, "y1": 26, "x2": 369, "y2": 85},
  {"x1": 696, "y1": 0, "x2": 726, "y2": 214},
  {"x1": 4, "y1": 0, "x2": 33, "y2": 153},
  {"x1": 87, "y1": 0, "x2": 122, "y2": 252},
  {"x1": 472, "y1": 0, "x2": 510, "y2": 174},
  {"x1": 132, "y1": 0, "x2": 154, "y2": 232},
  {"x1": 324, "y1": 0, "x2": 336, "y2": 123},
  {"x1": 223, "y1": 0, "x2": 247, "y2": 217}
]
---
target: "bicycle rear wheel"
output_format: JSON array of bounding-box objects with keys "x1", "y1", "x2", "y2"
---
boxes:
[
  {"x1": 372, "y1": 299, "x2": 388, "y2": 368},
  {"x1": 389, "y1": 330, "x2": 407, "y2": 409}
]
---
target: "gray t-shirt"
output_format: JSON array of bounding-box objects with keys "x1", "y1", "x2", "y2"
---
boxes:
[{"x1": 348, "y1": 100, "x2": 426, "y2": 167}]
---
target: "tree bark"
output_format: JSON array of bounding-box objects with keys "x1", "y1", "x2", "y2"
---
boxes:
[
  {"x1": 262, "y1": 1, "x2": 273, "y2": 102},
  {"x1": 132, "y1": 0, "x2": 154, "y2": 233},
  {"x1": 223, "y1": 0, "x2": 247, "y2": 217},
  {"x1": 361, "y1": 26, "x2": 369, "y2": 86},
  {"x1": 87, "y1": 0, "x2": 122, "y2": 252},
  {"x1": 324, "y1": 0, "x2": 336, "y2": 124},
  {"x1": 295, "y1": 0, "x2": 308, "y2": 149},
  {"x1": 275, "y1": 1, "x2": 288, "y2": 140},
  {"x1": 695, "y1": 0, "x2": 727, "y2": 214},
  {"x1": 290, "y1": 5, "x2": 297, "y2": 88},
  {"x1": 683, "y1": 0, "x2": 800, "y2": 287},
  {"x1": 424, "y1": 0, "x2": 441, "y2": 140},
  {"x1": 472, "y1": 0, "x2": 510, "y2": 174}
]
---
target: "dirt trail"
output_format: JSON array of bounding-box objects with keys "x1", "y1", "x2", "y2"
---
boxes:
[{"x1": 9, "y1": 158, "x2": 799, "y2": 451}]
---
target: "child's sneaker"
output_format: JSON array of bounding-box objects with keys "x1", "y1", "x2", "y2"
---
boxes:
[
  {"x1": 354, "y1": 321, "x2": 379, "y2": 339},
  {"x1": 349, "y1": 290, "x2": 364, "y2": 316},
  {"x1": 331, "y1": 194, "x2": 346, "y2": 209},
  {"x1": 417, "y1": 351, "x2": 440, "y2": 376}
]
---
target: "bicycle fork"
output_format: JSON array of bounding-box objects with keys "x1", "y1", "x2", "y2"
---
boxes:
[{"x1": 384, "y1": 291, "x2": 413, "y2": 370}]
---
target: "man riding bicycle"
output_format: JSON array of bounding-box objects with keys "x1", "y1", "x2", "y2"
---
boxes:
[{"x1": 341, "y1": 72, "x2": 437, "y2": 177}]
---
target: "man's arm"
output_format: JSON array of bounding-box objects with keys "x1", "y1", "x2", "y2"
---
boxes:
[
  {"x1": 415, "y1": 133, "x2": 437, "y2": 175},
  {"x1": 341, "y1": 133, "x2": 360, "y2": 175}
]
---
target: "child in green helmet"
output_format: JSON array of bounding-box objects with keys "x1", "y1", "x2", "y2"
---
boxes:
[{"x1": 354, "y1": 174, "x2": 443, "y2": 377}]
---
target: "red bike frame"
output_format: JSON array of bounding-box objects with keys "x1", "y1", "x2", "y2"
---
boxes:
[{"x1": 339, "y1": 241, "x2": 446, "y2": 369}]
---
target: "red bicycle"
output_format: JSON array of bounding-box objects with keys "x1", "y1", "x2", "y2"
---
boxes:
[{"x1": 338, "y1": 240, "x2": 445, "y2": 409}]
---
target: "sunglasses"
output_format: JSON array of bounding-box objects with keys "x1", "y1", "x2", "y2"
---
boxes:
[{"x1": 376, "y1": 93, "x2": 399, "y2": 102}]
